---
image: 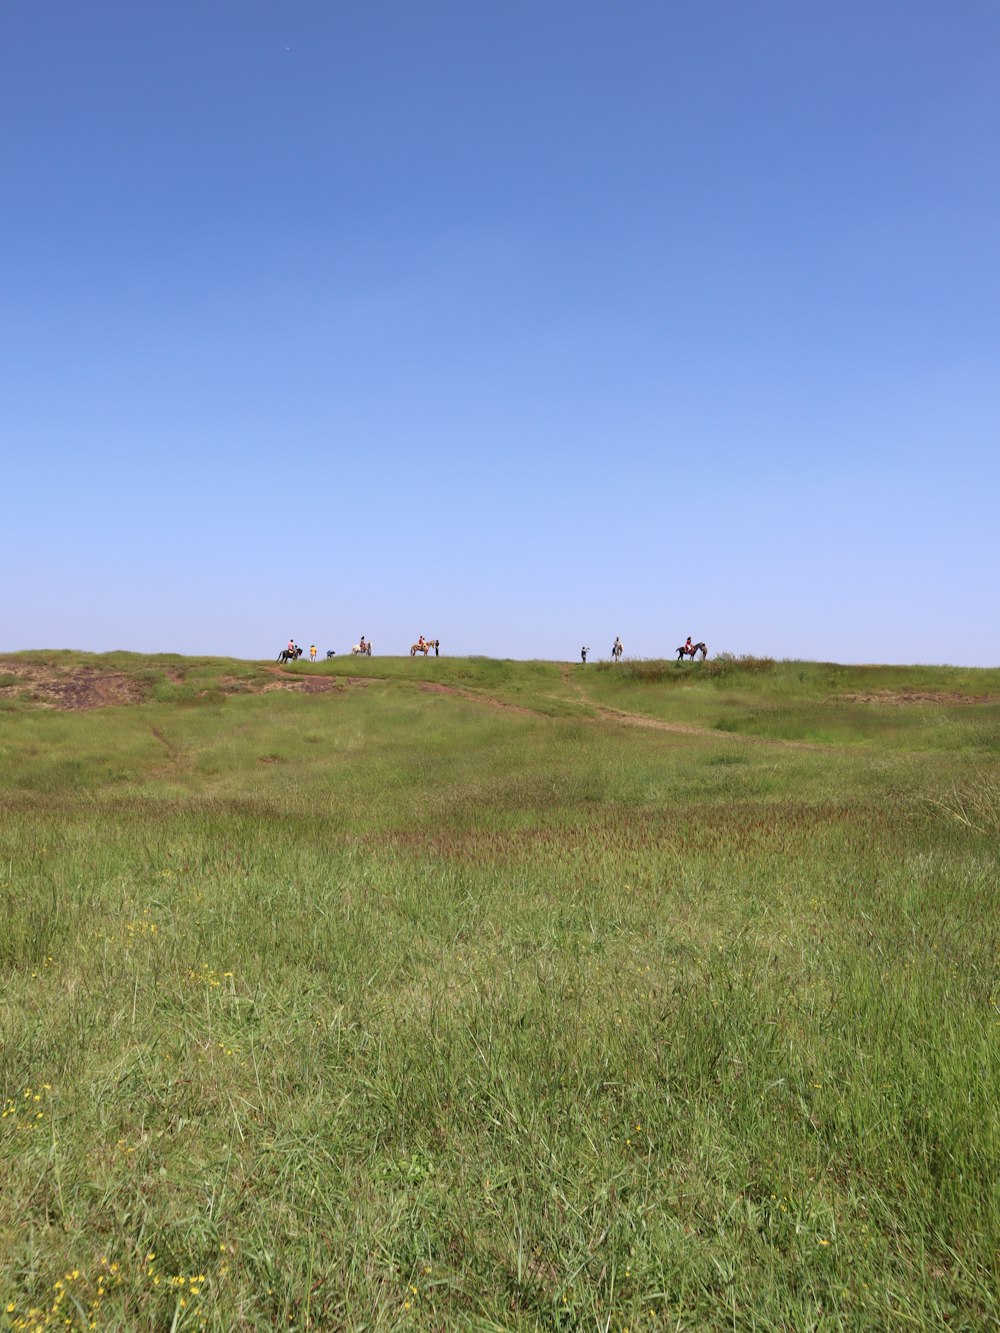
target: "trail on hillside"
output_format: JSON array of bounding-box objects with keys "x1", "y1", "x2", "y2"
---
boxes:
[
  {"x1": 262, "y1": 666, "x2": 826, "y2": 751},
  {"x1": 412, "y1": 678, "x2": 831, "y2": 750},
  {"x1": 417, "y1": 681, "x2": 550, "y2": 718},
  {"x1": 7, "y1": 659, "x2": 970, "y2": 755}
]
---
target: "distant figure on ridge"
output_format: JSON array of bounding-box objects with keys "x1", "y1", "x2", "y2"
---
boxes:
[
  {"x1": 581, "y1": 646, "x2": 589, "y2": 664},
  {"x1": 309, "y1": 644, "x2": 317, "y2": 662},
  {"x1": 676, "y1": 638, "x2": 708, "y2": 661},
  {"x1": 611, "y1": 637, "x2": 623, "y2": 662}
]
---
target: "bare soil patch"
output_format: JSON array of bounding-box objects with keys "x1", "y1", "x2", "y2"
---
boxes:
[
  {"x1": 0, "y1": 660, "x2": 148, "y2": 711},
  {"x1": 261, "y1": 676, "x2": 338, "y2": 695},
  {"x1": 0, "y1": 660, "x2": 365, "y2": 710}
]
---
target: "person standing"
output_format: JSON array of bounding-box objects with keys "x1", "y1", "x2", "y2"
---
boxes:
[
  {"x1": 310, "y1": 644, "x2": 317, "y2": 662},
  {"x1": 581, "y1": 646, "x2": 589, "y2": 664}
]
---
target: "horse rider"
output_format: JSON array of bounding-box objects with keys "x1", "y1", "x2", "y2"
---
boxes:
[
  {"x1": 684, "y1": 636, "x2": 693, "y2": 657},
  {"x1": 612, "y1": 636, "x2": 622, "y2": 658},
  {"x1": 287, "y1": 638, "x2": 295, "y2": 655},
  {"x1": 418, "y1": 634, "x2": 426, "y2": 649},
  {"x1": 359, "y1": 636, "x2": 367, "y2": 653}
]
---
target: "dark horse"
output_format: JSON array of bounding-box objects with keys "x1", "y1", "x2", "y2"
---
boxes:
[
  {"x1": 676, "y1": 642, "x2": 708, "y2": 661},
  {"x1": 277, "y1": 645, "x2": 304, "y2": 664}
]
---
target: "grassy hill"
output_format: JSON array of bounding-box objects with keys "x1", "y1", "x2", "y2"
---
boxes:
[{"x1": 1, "y1": 653, "x2": 997, "y2": 1329}]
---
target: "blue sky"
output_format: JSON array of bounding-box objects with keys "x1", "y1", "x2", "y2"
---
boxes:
[{"x1": 4, "y1": 1, "x2": 998, "y2": 664}]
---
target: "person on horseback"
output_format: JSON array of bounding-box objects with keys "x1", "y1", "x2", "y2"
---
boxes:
[
  {"x1": 288, "y1": 639, "x2": 295, "y2": 654},
  {"x1": 685, "y1": 637, "x2": 693, "y2": 656}
]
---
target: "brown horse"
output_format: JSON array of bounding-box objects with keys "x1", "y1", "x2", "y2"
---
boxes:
[{"x1": 410, "y1": 639, "x2": 439, "y2": 657}]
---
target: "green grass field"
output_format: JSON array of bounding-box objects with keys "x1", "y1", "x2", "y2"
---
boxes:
[{"x1": 1, "y1": 652, "x2": 997, "y2": 1330}]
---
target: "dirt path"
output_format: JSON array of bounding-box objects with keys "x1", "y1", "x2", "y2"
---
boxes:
[
  {"x1": 560, "y1": 665, "x2": 722, "y2": 738},
  {"x1": 417, "y1": 681, "x2": 542, "y2": 718},
  {"x1": 413, "y1": 678, "x2": 829, "y2": 748}
]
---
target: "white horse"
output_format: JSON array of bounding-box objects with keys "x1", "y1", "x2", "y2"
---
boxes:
[{"x1": 351, "y1": 642, "x2": 372, "y2": 656}]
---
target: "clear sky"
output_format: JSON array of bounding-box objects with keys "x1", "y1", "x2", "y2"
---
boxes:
[{"x1": 4, "y1": 1, "x2": 998, "y2": 665}]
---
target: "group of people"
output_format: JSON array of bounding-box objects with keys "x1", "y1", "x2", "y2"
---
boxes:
[
  {"x1": 580, "y1": 636, "x2": 706, "y2": 663},
  {"x1": 284, "y1": 639, "x2": 324, "y2": 662},
  {"x1": 580, "y1": 637, "x2": 623, "y2": 663},
  {"x1": 283, "y1": 636, "x2": 441, "y2": 659},
  {"x1": 284, "y1": 637, "x2": 706, "y2": 663}
]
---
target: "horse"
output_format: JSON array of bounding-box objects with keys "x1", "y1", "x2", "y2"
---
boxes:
[
  {"x1": 351, "y1": 642, "x2": 372, "y2": 656},
  {"x1": 277, "y1": 646, "x2": 303, "y2": 664},
  {"x1": 611, "y1": 640, "x2": 623, "y2": 662},
  {"x1": 410, "y1": 639, "x2": 438, "y2": 657},
  {"x1": 676, "y1": 642, "x2": 708, "y2": 661}
]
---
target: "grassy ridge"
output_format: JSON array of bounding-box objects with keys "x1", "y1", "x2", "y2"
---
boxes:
[{"x1": 0, "y1": 654, "x2": 997, "y2": 1329}]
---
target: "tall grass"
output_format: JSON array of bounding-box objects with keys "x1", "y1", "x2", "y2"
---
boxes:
[{"x1": 0, "y1": 653, "x2": 997, "y2": 1328}]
